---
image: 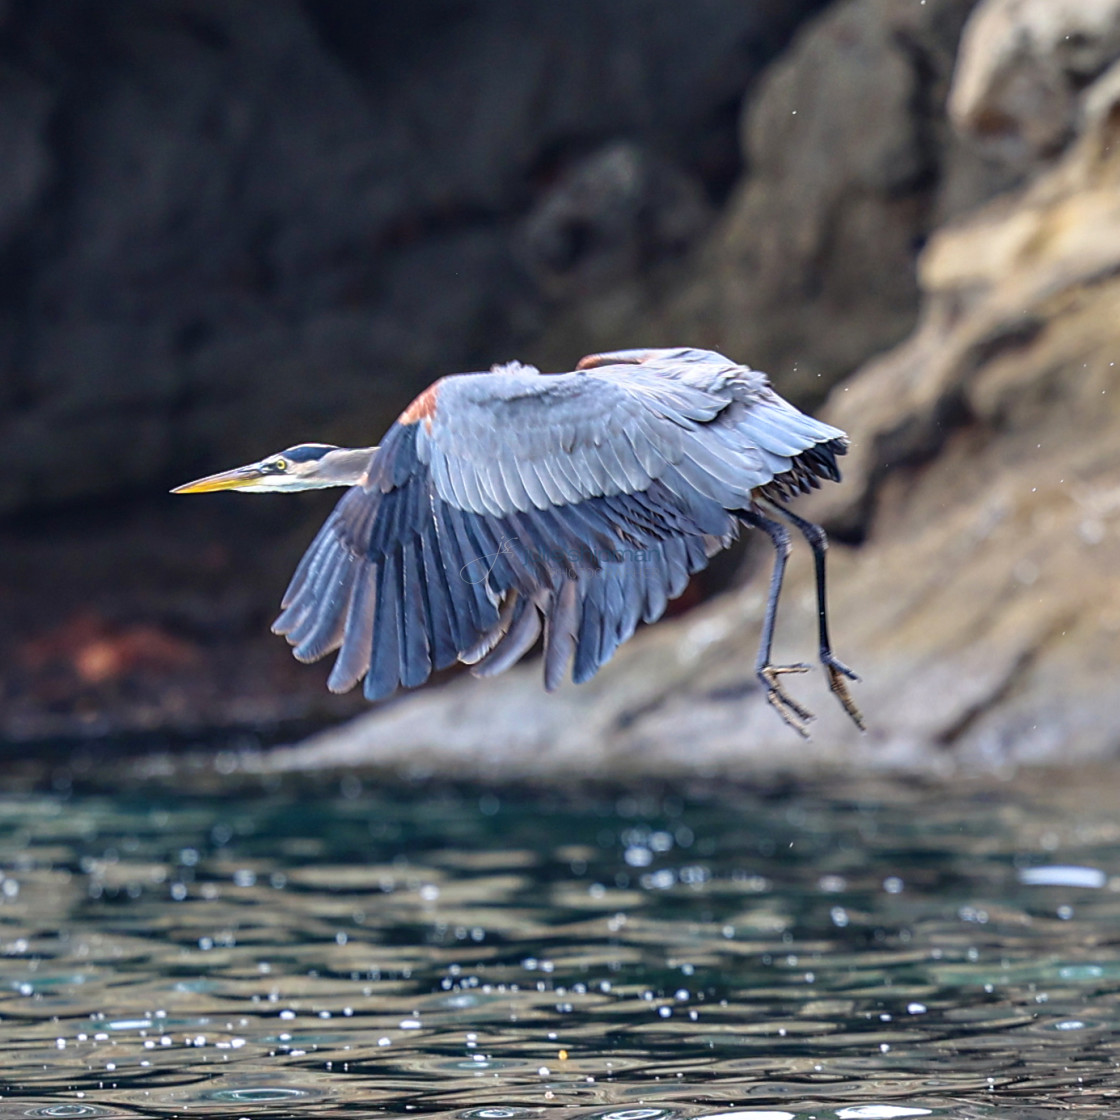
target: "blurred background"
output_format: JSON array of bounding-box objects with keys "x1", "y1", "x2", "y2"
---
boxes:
[{"x1": 2, "y1": 0, "x2": 1118, "y2": 775}]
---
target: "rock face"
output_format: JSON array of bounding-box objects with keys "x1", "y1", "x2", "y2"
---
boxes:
[
  {"x1": 949, "y1": 0, "x2": 1120, "y2": 166},
  {"x1": 9, "y1": 0, "x2": 1120, "y2": 775},
  {"x1": 0, "y1": 0, "x2": 827, "y2": 516},
  {"x1": 815, "y1": 51, "x2": 1120, "y2": 768},
  {"x1": 536, "y1": 0, "x2": 1013, "y2": 407},
  {"x1": 256, "y1": 0, "x2": 1120, "y2": 780},
  {"x1": 518, "y1": 142, "x2": 711, "y2": 299}
]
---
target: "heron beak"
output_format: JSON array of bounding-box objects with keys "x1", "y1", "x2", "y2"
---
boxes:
[{"x1": 171, "y1": 462, "x2": 269, "y2": 494}]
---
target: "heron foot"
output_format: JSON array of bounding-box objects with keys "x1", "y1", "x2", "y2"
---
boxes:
[
  {"x1": 822, "y1": 652, "x2": 865, "y2": 731},
  {"x1": 759, "y1": 663, "x2": 815, "y2": 738}
]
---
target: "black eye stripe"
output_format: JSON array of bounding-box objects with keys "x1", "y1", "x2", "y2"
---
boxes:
[{"x1": 281, "y1": 443, "x2": 337, "y2": 463}]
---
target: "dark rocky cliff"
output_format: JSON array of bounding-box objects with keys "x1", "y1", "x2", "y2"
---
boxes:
[
  {"x1": 7, "y1": 0, "x2": 1117, "y2": 777},
  {"x1": 0, "y1": 0, "x2": 830, "y2": 739},
  {"x1": 0, "y1": 0, "x2": 825, "y2": 513}
]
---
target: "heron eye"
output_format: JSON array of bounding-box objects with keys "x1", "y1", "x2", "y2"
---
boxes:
[{"x1": 273, "y1": 458, "x2": 288, "y2": 472}]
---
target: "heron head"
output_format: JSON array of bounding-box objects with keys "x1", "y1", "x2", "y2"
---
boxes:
[{"x1": 172, "y1": 443, "x2": 376, "y2": 494}]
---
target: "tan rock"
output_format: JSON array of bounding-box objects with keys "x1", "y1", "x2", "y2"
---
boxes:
[{"x1": 949, "y1": 0, "x2": 1120, "y2": 163}]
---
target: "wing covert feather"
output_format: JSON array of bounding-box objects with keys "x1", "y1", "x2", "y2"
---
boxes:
[{"x1": 418, "y1": 369, "x2": 705, "y2": 515}]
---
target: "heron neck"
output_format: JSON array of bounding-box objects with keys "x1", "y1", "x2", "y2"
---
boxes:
[{"x1": 318, "y1": 446, "x2": 379, "y2": 487}]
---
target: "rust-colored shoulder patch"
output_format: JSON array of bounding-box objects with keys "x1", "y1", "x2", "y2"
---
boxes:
[
  {"x1": 576, "y1": 353, "x2": 608, "y2": 370},
  {"x1": 399, "y1": 379, "x2": 442, "y2": 428},
  {"x1": 576, "y1": 350, "x2": 649, "y2": 370}
]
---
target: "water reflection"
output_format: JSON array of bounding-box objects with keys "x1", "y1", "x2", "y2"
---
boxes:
[{"x1": 0, "y1": 775, "x2": 1118, "y2": 1116}]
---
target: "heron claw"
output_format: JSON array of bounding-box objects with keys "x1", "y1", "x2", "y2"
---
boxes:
[
  {"x1": 822, "y1": 653, "x2": 865, "y2": 731},
  {"x1": 759, "y1": 663, "x2": 815, "y2": 738}
]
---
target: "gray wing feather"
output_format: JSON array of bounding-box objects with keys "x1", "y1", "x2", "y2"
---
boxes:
[
  {"x1": 327, "y1": 567, "x2": 378, "y2": 693},
  {"x1": 454, "y1": 453, "x2": 488, "y2": 514},
  {"x1": 733, "y1": 409, "x2": 809, "y2": 456},
  {"x1": 428, "y1": 444, "x2": 458, "y2": 509},
  {"x1": 417, "y1": 370, "x2": 701, "y2": 515},
  {"x1": 497, "y1": 453, "x2": 533, "y2": 512},
  {"x1": 441, "y1": 453, "x2": 469, "y2": 510},
  {"x1": 546, "y1": 442, "x2": 594, "y2": 499},
  {"x1": 291, "y1": 552, "x2": 359, "y2": 662},
  {"x1": 418, "y1": 364, "x2": 844, "y2": 520},
  {"x1": 642, "y1": 552, "x2": 670, "y2": 623},
  {"x1": 465, "y1": 456, "x2": 506, "y2": 517},
  {"x1": 726, "y1": 390, "x2": 847, "y2": 457},
  {"x1": 275, "y1": 350, "x2": 849, "y2": 700},
  {"x1": 470, "y1": 593, "x2": 544, "y2": 679},
  {"x1": 276, "y1": 545, "x2": 349, "y2": 644},
  {"x1": 517, "y1": 454, "x2": 554, "y2": 509},
  {"x1": 596, "y1": 433, "x2": 648, "y2": 492},
  {"x1": 532, "y1": 453, "x2": 580, "y2": 505},
  {"x1": 543, "y1": 579, "x2": 580, "y2": 691},
  {"x1": 460, "y1": 592, "x2": 520, "y2": 666}
]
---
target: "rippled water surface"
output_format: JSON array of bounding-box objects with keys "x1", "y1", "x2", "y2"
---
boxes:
[{"x1": 1, "y1": 768, "x2": 1120, "y2": 1118}]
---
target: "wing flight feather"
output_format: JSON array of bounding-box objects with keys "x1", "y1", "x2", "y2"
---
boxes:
[{"x1": 327, "y1": 565, "x2": 377, "y2": 693}]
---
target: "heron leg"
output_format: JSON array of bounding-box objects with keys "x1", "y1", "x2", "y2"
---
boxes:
[
  {"x1": 771, "y1": 502, "x2": 865, "y2": 731},
  {"x1": 741, "y1": 508, "x2": 814, "y2": 737}
]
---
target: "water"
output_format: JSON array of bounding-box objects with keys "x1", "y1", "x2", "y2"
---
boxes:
[{"x1": 1, "y1": 768, "x2": 1119, "y2": 1117}]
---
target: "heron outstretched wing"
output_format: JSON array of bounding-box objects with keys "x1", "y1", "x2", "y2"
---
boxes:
[
  {"x1": 273, "y1": 351, "x2": 847, "y2": 700},
  {"x1": 415, "y1": 357, "x2": 837, "y2": 515}
]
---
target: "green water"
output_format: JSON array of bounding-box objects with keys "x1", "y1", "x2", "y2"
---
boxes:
[{"x1": 0, "y1": 768, "x2": 1118, "y2": 1117}]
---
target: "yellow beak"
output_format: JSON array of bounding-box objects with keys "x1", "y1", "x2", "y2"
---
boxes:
[{"x1": 171, "y1": 463, "x2": 267, "y2": 494}]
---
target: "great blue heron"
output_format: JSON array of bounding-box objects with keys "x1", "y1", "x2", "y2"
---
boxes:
[{"x1": 174, "y1": 347, "x2": 861, "y2": 734}]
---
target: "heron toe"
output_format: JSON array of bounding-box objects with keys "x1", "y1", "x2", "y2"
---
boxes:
[
  {"x1": 822, "y1": 653, "x2": 865, "y2": 731},
  {"x1": 758, "y1": 662, "x2": 815, "y2": 737}
]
